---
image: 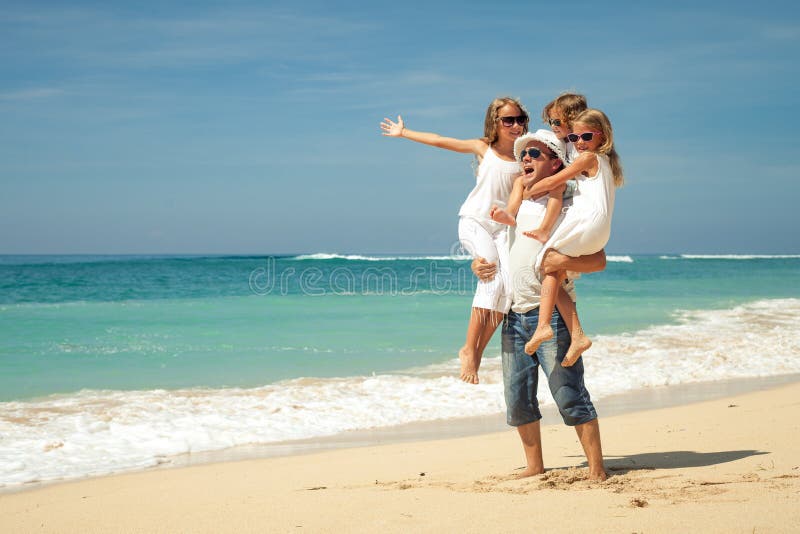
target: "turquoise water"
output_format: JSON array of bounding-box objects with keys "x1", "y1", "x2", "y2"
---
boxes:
[{"x1": 2, "y1": 254, "x2": 800, "y2": 402}]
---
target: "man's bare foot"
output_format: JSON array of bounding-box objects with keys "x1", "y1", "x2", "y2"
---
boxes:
[
  {"x1": 515, "y1": 466, "x2": 545, "y2": 479},
  {"x1": 490, "y1": 205, "x2": 516, "y2": 226},
  {"x1": 458, "y1": 347, "x2": 480, "y2": 384},
  {"x1": 522, "y1": 228, "x2": 550, "y2": 243},
  {"x1": 524, "y1": 325, "x2": 553, "y2": 355},
  {"x1": 562, "y1": 332, "x2": 592, "y2": 367},
  {"x1": 588, "y1": 469, "x2": 607, "y2": 481}
]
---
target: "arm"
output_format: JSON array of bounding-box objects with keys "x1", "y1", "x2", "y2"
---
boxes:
[
  {"x1": 380, "y1": 115, "x2": 487, "y2": 155},
  {"x1": 505, "y1": 176, "x2": 525, "y2": 218},
  {"x1": 523, "y1": 153, "x2": 596, "y2": 199},
  {"x1": 541, "y1": 249, "x2": 607, "y2": 275},
  {"x1": 470, "y1": 257, "x2": 497, "y2": 282}
]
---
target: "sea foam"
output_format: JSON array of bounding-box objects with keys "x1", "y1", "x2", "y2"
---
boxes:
[{"x1": 1, "y1": 298, "x2": 798, "y2": 488}]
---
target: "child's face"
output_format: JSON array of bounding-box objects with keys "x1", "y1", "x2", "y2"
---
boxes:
[
  {"x1": 547, "y1": 107, "x2": 570, "y2": 140},
  {"x1": 570, "y1": 122, "x2": 604, "y2": 153},
  {"x1": 496, "y1": 103, "x2": 527, "y2": 142}
]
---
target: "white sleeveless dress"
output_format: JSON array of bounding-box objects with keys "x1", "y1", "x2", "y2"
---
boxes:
[{"x1": 534, "y1": 153, "x2": 616, "y2": 272}]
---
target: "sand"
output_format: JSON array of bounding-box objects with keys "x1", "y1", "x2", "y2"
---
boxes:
[{"x1": 2, "y1": 381, "x2": 799, "y2": 533}]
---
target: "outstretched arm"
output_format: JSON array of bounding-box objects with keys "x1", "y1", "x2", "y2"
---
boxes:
[
  {"x1": 380, "y1": 115, "x2": 487, "y2": 156},
  {"x1": 523, "y1": 152, "x2": 597, "y2": 199}
]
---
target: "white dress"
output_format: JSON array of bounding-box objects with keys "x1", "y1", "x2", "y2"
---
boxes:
[
  {"x1": 534, "y1": 153, "x2": 615, "y2": 272},
  {"x1": 458, "y1": 147, "x2": 521, "y2": 313}
]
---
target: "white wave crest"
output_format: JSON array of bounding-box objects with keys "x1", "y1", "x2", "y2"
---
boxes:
[
  {"x1": 2, "y1": 298, "x2": 798, "y2": 488},
  {"x1": 607, "y1": 255, "x2": 634, "y2": 263},
  {"x1": 291, "y1": 253, "x2": 471, "y2": 261},
  {"x1": 680, "y1": 254, "x2": 800, "y2": 260}
]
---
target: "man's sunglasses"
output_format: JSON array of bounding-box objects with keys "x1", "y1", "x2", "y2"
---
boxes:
[
  {"x1": 519, "y1": 147, "x2": 550, "y2": 160},
  {"x1": 498, "y1": 115, "x2": 528, "y2": 127},
  {"x1": 567, "y1": 131, "x2": 602, "y2": 142}
]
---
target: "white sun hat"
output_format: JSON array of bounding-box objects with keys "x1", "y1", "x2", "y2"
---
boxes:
[{"x1": 513, "y1": 129, "x2": 567, "y2": 164}]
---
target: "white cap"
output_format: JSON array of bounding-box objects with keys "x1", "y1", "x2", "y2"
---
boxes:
[{"x1": 513, "y1": 129, "x2": 567, "y2": 164}]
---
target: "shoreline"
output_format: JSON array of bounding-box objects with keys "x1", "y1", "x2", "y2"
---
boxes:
[
  {"x1": 4, "y1": 372, "x2": 799, "y2": 496},
  {"x1": 2, "y1": 375, "x2": 799, "y2": 532}
]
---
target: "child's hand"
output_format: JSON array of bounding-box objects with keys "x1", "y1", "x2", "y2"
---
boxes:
[{"x1": 380, "y1": 115, "x2": 405, "y2": 137}]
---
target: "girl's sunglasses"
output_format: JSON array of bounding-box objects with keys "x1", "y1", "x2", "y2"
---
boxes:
[
  {"x1": 567, "y1": 131, "x2": 602, "y2": 143},
  {"x1": 498, "y1": 115, "x2": 528, "y2": 127},
  {"x1": 548, "y1": 118, "x2": 563, "y2": 127},
  {"x1": 519, "y1": 147, "x2": 549, "y2": 160}
]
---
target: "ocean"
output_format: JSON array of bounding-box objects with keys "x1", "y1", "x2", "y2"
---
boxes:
[{"x1": 1, "y1": 253, "x2": 799, "y2": 488}]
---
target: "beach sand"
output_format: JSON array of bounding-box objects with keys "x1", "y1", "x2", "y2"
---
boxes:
[{"x1": 2, "y1": 381, "x2": 799, "y2": 533}]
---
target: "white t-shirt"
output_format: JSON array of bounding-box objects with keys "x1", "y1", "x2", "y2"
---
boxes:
[{"x1": 508, "y1": 196, "x2": 577, "y2": 314}]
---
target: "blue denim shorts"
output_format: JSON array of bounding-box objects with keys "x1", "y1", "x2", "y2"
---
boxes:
[{"x1": 501, "y1": 307, "x2": 597, "y2": 427}]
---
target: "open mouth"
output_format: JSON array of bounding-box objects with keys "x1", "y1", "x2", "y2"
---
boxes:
[{"x1": 523, "y1": 164, "x2": 535, "y2": 174}]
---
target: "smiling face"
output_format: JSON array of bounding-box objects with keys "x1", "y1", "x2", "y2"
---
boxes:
[
  {"x1": 571, "y1": 122, "x2": 605, "y2": 153},
  {"x1": 496, "y1": 103, "x2": 527, "y2": 143},
  {"x1": 547, "y1": 106, "x2": 570, "y2": 141},
  {"x1": 520, "y1": 140, "x2": 562, "y2": 180}
]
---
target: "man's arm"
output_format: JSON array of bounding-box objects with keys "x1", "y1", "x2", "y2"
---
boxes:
[
  {"x1": 541, "y1": 249, "x2": 607, "y2": 275},
  {"x1": 470, "y1": 257, "x2": 497, "y2": 281}
]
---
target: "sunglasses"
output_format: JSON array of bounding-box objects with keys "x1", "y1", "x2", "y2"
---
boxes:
[
  {"x1": 567, "y1": 131, "x2": 602, "y2": 143},
  {"x1": 548, "y1": 118, "x2": 563, "y2": 127},
  {"x1": 519, "y1": 147, "x2": 550, "y2": 160},
  {"x1": 498, "y1": 115, "x2": 528, "y2": 127}
]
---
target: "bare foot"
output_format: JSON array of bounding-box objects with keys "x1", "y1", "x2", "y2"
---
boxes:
[
  {"x1": 522, "y1": 228, "x2": 550, "y2": 243},
  {"x1": 524, "y1": 325, "x2": 553, "y2": 355},
  {"x1": 588, "y1": 469, "x2": 608, "y2": 481},
  {"x1": 458, "y1": 347, "x2": 480, "y2": 384},
  {"x1": 490, "y1": 205, "x2": 516, "y2": 226},
  {"x1": 516, "y1": 466, "x2": 545, "y2": 479},
  {"x1": 562, "y1": 332, "x2": 592, "y2": 367}
]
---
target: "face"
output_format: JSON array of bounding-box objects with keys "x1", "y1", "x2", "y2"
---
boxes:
[
  {"x1": 547, "y1": 107, "x2": 570, "y2": 140},
  {"x1": 570, "y1": 122, "x2": 605, "y2": 153},
  {"x1": 496, "y1": 103, "x2": 526, "y2": 142},
  {"x1": 520, "y1": 140, "x2": 561, "y2": 180}
]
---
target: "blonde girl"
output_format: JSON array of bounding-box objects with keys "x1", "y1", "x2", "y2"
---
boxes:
[{"x1": 380, "y1": 97, "x2": 528, "y2": 384}]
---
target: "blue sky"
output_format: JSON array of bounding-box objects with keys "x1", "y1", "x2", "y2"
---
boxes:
[{"x1": 1, "y1": 0, "x2": 799, "y2": 254}]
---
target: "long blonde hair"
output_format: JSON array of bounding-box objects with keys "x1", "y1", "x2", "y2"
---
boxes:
[
  {"x1": 573, "y1": 108, "x2": 624, "y2": 187},
  {"x1": 482, "y1": 96, "x2": 529, "y2": 146}
]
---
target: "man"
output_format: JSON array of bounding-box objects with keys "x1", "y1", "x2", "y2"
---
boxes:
[{"x1": 472, "y1": 129, "x2": 607, "y2": 480}]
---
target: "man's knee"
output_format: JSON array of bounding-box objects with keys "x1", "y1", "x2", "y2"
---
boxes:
[{"x1": 552, "y1": 385, "x2": 597, "y2": 426}]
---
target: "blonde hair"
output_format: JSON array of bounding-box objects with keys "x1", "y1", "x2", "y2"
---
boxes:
[
  {"x1": 482, "y1": 96, "x2": 529, "y2": 146},
  {"x1": 541, "y1": 93, "x2": 588, "y2": 129},
  {"x1": 573, "y1": 108, "x2": 624, "y2": 187}
]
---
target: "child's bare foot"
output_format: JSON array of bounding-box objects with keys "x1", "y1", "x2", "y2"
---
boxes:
[
  {"x1": 562, "y1": 332, "x2": 592, "y2": 367},
  {"x1": 522, "y1": 228, "x2": 550, "y2": 243},
  {"x1": 458, "y1": 346, "x2": 480, "y2": 384},
  {"x1": 490, "y1": 205, "x2": 516, "y2": 226},
  {"x1": 524, "y1": 325, "x2": 553, "y2": 355}
]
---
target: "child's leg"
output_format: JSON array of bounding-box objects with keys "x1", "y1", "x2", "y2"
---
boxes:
[
  {"x1": 554, "y1": 285, "x2": 592, "y2": 368},
  {"x1": 523, "y1": 184, "x2": 565, "y2": 243},
  {"x1": 458, "y1": 216, "x2": 505, "y2": 384},
  {"x1": 524, "y1": 270, "x2": 561, "y2": 355}
]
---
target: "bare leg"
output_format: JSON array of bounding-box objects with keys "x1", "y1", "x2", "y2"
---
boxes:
[
  {"x1": 516, "y1": 421, "x2": 545, "y2": 478},
  {"x1": 524, "y1": 271, "x2": 561, "y2": 355},
  {"x1": 575, "y1": 419, "x2": 606, "y2": 481},
  {"x1": 555, "y1": 286, "x2": 592, "y2": 368},
  {"x1": 459, "y1": 307, "x2": 498, "y2": 384},
  {"x1": 475, "y1": 310, "x2": 504, "y2": 362}
]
